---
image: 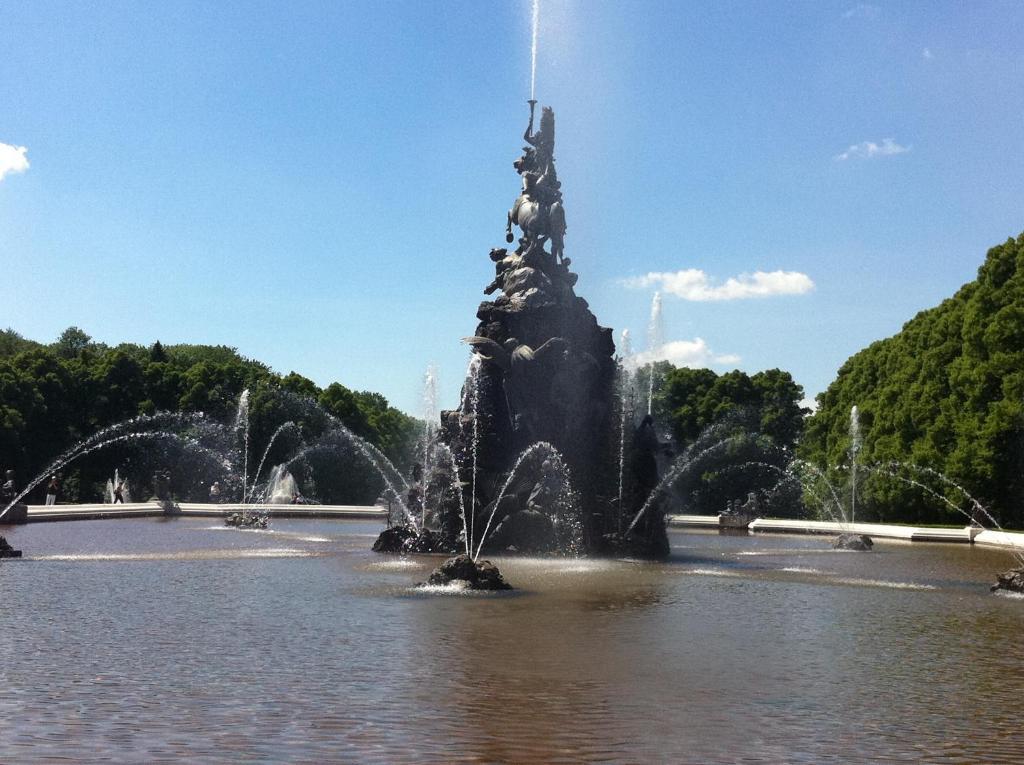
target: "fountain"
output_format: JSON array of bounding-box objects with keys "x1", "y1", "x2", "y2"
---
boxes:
[
  {"x1": 265, "y1": 464, "x2": 299, "y2": 504},
  {"x1": 104, "y1": 469, "x2": 132, "y2": 504},
  {"x1": 830, "y1": 405, "x2": 873, "y2": 550},
  {"x1": 645, "y1": 291, "x2": 664, "y2": 415},
  {"x1": 369, "y1": 96, "x2": 679, "y2": 586}
]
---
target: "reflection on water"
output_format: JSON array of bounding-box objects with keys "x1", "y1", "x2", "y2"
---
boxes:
[{"x1": 1, "y1": 519, "x2": 1024, "y2": 764}]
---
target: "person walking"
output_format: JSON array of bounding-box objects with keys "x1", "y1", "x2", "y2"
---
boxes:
[
  {"x1": 113, "y1": 480, "x2": 125, "y2": 504},
  {"x1": 45, "y1": 475, "x2": 59, "y2": 506}
]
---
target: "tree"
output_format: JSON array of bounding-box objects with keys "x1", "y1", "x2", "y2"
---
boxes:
[
  {"x1": 801, "y1": 232, "x2": 1024, "y2": 527},
  {"x1": 319, "y1": 382, "x2": 371, "y2": 438},
  {"x1": 149, "y1": 341, "x2": 168, "y2": 363},
  {"x1": 651, "y1": 363, "x2": 807, "y2": 516},
  {"x1": 53, "y1": 326, "x2": 93, "y2": 359},
  {"x1": 0, "y1": 329, "x2": 41, "y2": 358}
]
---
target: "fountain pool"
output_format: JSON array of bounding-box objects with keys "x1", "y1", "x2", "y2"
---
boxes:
[{"x1": 2, "y1": 517, "x2": 1023, "y2": 764}]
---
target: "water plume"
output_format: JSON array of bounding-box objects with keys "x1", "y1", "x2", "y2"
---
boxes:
[
  {"x1": 530, "y1": 0, "x2": 540, "y2": 99},
  {"x1": 646, "y1": 292, "x2": 663, "y2": 414}
]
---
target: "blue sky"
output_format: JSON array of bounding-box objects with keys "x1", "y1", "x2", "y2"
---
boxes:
[{"x1": 2, "y1": 1, "x2": 1022, "y2": 415}]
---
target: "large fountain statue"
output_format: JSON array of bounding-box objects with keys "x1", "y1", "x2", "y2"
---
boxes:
[{"x1": 432, "y1": 101, "x2": 669, "y2": 558}]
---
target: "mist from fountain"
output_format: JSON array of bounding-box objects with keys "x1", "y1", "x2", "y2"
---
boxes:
[
  {"x1": 277, "y1": 417, "x2": 417, "y2": 529},
  {"x1": 247, "y1": 421, "x2": 298, "y2": 505},
  {"x1": 646, "y1": 292, "x2": 664, "y2": 415},
  {"x1": 264, "y1": 464, "x2": 299, "y2": 504},
  {"x1": 0, "y1": 411, "x2": 220, "y2": 521},
  {"x1": 530, "y1": 0, "x2": 540, "y2": 100},
  {"x1": 715, "y1": 458, "x2": 849, "y2": 526},
  {"x1": 431, "y1": 441, "x2": 472, "y2": 556},
  {"x1": 858, "y1": 461, "x2": 1023, "y2": 565},
  {"x1": 789, "y1": 458, "x2": 846, "y2": 524},
  {"x1": 2, "y1": 430, "x2": 234, "y2": 521},
  {"x1": 467, "y1": 355, "x2": 482, "y2": 550},
  {"x1": 235, "y1": 389, "x2": 251, "y2": 504},
  {"x1": 625, "y1": 433, "x2": 757, "y2": 535},
  {"x1": 617, "y1": 329, "x2": 634, "y2": 529},
  {"x1": 420, "y1": 365, "x2": 440, "y2": 527},
  {"x1": 473, "y1": 441, "x2": 579, "y2": 560},
  {"x1": 104, "y1": 469, "x2": 132, "y2": 504},
  {"x1": 849, "y1": 405, "x2": 862, "y2": 524}
]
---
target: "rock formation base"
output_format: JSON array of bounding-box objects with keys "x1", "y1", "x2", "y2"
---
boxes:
[
  {"x1": 420, "y1": 554, "x2": 512, "y2": 590},
  {"x1": 0, "y1": 535, "x2": 22, "y2": 558},
  {"x1": 991, "y1": 567, "x2": 1024, "y2": 594},
  {"x1": 833, "y1": 533, "x2": 873, "y2": 551}
]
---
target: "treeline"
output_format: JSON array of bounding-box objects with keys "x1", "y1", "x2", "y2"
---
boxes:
[
  {"x1": 801, "y1": 232, "x2": 1024, "y2": 528},
  {"x1": 0, "y1": 327, "x2": 420, "y2": 503},
  {"x1": 641, "y1": 362, "x2": 808, "y2": 516}
]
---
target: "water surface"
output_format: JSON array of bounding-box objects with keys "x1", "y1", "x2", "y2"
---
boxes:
[{"x1": 2, "y1": 519, "x2": 1022, "y2": 763}]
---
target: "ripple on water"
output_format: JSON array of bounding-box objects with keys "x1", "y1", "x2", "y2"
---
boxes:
[
  {"x1": 30, "y1": 548, "x2": 317, "y2": 562},
  {"x1": 201, "y1": 526, "x2": 331, "y2": 542},
  {"x1": 364, "y1": 559, "x2": 425, "y2": 571},
  {"x1": 993, "y1": 589, "x2": 1024, "y2": 600},
  {"x1": 505, "y1": 558, "x2": 621, "y2": 573},
  {"x1": 679, "y1": 567, "x2": 745, "y2": 578},
  {"x1": 735, "y1": 548, "x2": 837, "y2": 556},
  {"x1": 828, "y1": 576, "x2": 937, "y2": 591}
]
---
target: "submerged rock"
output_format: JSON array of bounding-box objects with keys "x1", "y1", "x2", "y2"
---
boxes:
[
  {"x1": 0, "y1": 535, "x2": 22, "y2": 558},
  {"x1": 991, "y1": 567, "x2": 1024, "y2": 594},
  {"x1": 372, "y1": 525, "x2": 455, "y2": 555},
  {"x1": 420, "y1": 554, "x2": 512, "y2": 590},
  {"x1": 373, "y1": 525, "x2": 417, "y2": 553},
  {"x1": 833, "y1": 533, "x2": 873, "y2": 551},
  {"x1": 224, "y1": 513, "x2": 268, "y2": 529}
]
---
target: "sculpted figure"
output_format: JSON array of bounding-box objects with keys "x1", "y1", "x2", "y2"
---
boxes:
[
  {"x1": 527, "y1": 459, "x2": 564, "y2": 515},
  {"x1": 484, "y1": 247, "x2": 517, "y2": 295},
  {"x1": 1, "y1": 470, "x2": 15, "y2": 503},
  {"x1": 462, "y1": 335, "x2": 567, "y2": 371},
  {"x1": 506, "y1": 172, "x2": 544, "y2": 244},
  {"x1": 506, "y1": 102, "x2": 567, "y2": 263},
  {"x1": 523, "y1": 101, "x2": 555, "y2": 169},
  {"x1": 462, "y1": 335, "x2": 568, "y2": 436},
  {"x1": 506, "y1": 176, "x2": 567, "y2": 263}
]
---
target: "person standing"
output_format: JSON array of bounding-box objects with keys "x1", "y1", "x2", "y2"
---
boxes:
[
  {"x1": 45, "y1": 475, "x2": 59, "y2": 506},
  {"x1": 113, "y1": 480, "x2": 125, "y2": 504}
]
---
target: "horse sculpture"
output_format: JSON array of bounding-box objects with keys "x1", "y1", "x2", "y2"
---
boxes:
[{"x1": 506, "y1": 184, "x2": 566, "y2": 263}]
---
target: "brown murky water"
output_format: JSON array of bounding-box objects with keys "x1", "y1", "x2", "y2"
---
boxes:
[{"x1": 1, "y1": 518, "x2": 1023, "y2": 764}]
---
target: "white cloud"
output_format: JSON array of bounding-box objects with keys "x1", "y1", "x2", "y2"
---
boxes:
[
  {"x1": 922, "y1": 47, "x2": 934, "y2": 60},
  {"x1": 800, "y1": 397, "x2": 819, "y2": 414},
  {"x1": 834, "y1": 138, "x2": 910, "y2": 161},
  {"x1": 623, "y1": 269, "x2": 815, "y2": 302},
  {"x1": 628, "y1": 338, "x2": 741, "y2": 370},
  {"x1": 843, "y1": 4, "x2": 879, "y2": 19},
  {"x1": 0, "y1": 143, "x2": 29, "y2": 181}
]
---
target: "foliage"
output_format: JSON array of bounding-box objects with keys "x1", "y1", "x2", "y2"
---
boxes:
[
  {"x1": 801, "y1": 232, "x2": 1024, "y2": 527},
  {"x1": 0, "y1": 329, "x2": 420, "y2": 504},
  {"x1": 633, "y1": 362, "x2": 808, "y2": 517}
]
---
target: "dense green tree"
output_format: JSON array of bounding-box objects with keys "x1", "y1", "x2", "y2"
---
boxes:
[
  {"x1": 281, "y1": 372, "x2": 319, "y2": 400},
  {"x1": 639, "y1": 362, "x2": 807, "y2": 516},
  {"x1": 801, "y1": 232, "x2": 1024, "y2": 527},
  {"x1": 0, "y1": 330, "x2": 420, "y2": 504},
  {"x1": 319, "y1": 382, "x2": 372, "y2": 438},
  {"x1": 53, "y1": 326, "x2": 94, "y2": 359},
  {"x1": 149, "y1": 341, "x2": 168, "y2": 363},
  {"x1": 0, "y1": 329, "x2": 41, "y2": 358}
]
